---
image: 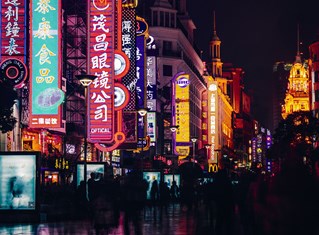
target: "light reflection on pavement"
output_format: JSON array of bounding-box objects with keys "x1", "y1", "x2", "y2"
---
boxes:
[{"x1": 0, "y1": 203, "x2": 242, "y2": 235}]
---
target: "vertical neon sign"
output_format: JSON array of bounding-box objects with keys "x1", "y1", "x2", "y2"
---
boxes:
[
  {"x1": 146, "y1": 56, "x2": 157, "y2": 111},
  {"x1": 172, "y1": 72, "x2": 190, "y2": 157},
  {"x1": 1, "y1": 0, "x2": 26, "y2": 61},
  {"x1": 208, "y1": 81, "x2": 218, "y2": 164},
  {"x1": 30, "y1": 0, "x2": 63, "y2": 128},
  {"x1": 87, "y1": 0, "x2": 115, "y2": 142}
]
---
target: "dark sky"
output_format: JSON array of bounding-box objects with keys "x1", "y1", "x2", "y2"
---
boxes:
[{"x1": 187, "y1": 0, "x2": 319, "y2": 127}]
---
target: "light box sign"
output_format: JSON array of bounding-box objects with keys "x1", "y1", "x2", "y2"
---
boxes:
[
  {"x1": 1, "y1": 0, "x2": 26, "y2": 61},
  {"x1": 163, "y1": 174, "x2": 180, "y2": 189},
  {"x1": 208, "y1": 81, "x2": 218, "y2": 164},
  {"x1": 0, "y1": 152, "x2": 39, "y2": 211},
  {"x1": 146, "y1": 56, "x2": 157, "y2": 111},
  {"x1": 87, "y1": 0, "x2": 115, "y2": 142},
  {"x1": 122, "y1": 8, "x2": 136, "y2": 111},
  {"x1": 147, "y1": 112, "x2": 156, "y2": 142},
  {"x1": 143, "y1": 171, "x2": 161, "y2": 200},
  {"x1": 172, "y1": 72, "x2": 190, "y2": 157},
  {"x1": 29, "y1": 0, "x2": 63, "y2": 128},
  {"x1": 136, "y1": 35, "x2": 145, "y2": 109},
  {"x1": 76, "y1": 163, "x2": 105, "y2": 187}
]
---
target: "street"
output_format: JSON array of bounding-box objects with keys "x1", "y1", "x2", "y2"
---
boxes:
[{"x1": 0, "y1": 203, "x2": 243, "y2": 235}]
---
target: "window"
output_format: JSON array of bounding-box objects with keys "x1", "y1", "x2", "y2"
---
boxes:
[
  {"x1": 163, "y1": 40, "x2": 172, "y2": 51},
  {"x1": 165, "y1": 12, "x2": 169, "y2": 27},
  {"x1": 153, "y1": 11, "x2": 158, "y2": 26},
  {"x1": 160, "y1": 11, "x2": 164, "y2": 26},
  {"x1": 170, "y1": 13, "x2": 175, "y2": 28},
  {"x1": 163, "y1": 65, "x2": 172, "y2": 76}
]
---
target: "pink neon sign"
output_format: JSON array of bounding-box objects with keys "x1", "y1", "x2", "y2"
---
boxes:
[
  {"x1": 88, "y1": 0, "x2": 115, "y2": 142},
  {"x1": 1, "y1": 0, "x2": 25, "y2": 61}
]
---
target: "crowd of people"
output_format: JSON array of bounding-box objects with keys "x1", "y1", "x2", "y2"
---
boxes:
[{"x1": 39, "y1": 156, "x2": 319, "y2": 235}]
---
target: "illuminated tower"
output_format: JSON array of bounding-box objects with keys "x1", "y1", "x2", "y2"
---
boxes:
[
  {"x1": 209, "y1": 12, "x2": 223, "y2": 79},
  {"x1": 281, "y1": 26, "x2": 310, "y2": 119},
  {"x1": 309, "y1": 38, "x2": 319, "y2": 118}
]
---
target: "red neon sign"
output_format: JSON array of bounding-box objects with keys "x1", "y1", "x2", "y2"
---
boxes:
[
  {"x1": 88, "y1": 0, "x2": 115, "y2": 142},
  {"x1": 1, "y1": 0, "x2": 25, "y2": 61}
]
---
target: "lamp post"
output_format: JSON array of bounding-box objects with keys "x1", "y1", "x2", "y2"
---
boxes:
[
  {"x1": 170, "y1": 125, "x2": 179, "y2": 182},
  {"x1": 75, "y1": 74, "x2": 97, "y2": 200},
  {"x1": 191, "y1": 137, "x2": 198, "y2": 167},
  {"x1": 204, "y1": 144, "x2": 211, "y2": 159},
  {"x1": 138, "y1": 108, "x2": 148, "y2": 172}
]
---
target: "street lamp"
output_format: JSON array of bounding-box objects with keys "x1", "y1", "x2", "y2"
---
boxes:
[
  {"x1": 204, "y1": 144, "x2": 211, "y2": 159},
  {"x1": 75, "y1": 74, "x2": 97, "y2": 200},
  {"x1": 170, "y1": 125, "x2": 179, "y2": 181},
  {"x1": 191, "y1": 137, "x2": 198, "y2": 167},
  {"x1": 138, "y1": 108, "x2": 148, "y2": 172}
]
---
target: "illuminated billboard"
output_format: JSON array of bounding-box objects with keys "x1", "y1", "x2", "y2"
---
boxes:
[
  {"x1": 146, "y1": 56, "x2": 157, "y2": 111},
  {"x1": 172, "y1": 72, "x2": 190, "y2": 157},
  {"x1": 0, "y1": 152, "x2": 39, "y2": 211},
  {"x1": 1, "y1": 0, "x2": 26, "y2": 61},
  {"x1": 122, "y1": 8, "x2": 136, "y2": 111},
  {"x1": 147, "y1": 112, "x2": 156, "y2": 142},
  {"x1": 29, "y1": 0, "x2": 63, "y2": 128},
  {"x1": 76, "y1": 163, "x2": 105, "y2": 187},
  {"x1": 87, "y1": 0, "x2": 115, "y2": 142},
  {"x1": 143, "y1": 171, "x2": 161, "y2": 200},
  {"x1": 207, "y1": 81, "x2": 218, "y2": 164}
]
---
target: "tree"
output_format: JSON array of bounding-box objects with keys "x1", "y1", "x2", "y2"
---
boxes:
[
  {"x1": 269, "y1": 111, "x2": 319, "y2": 162},
  {"x1": 0, "y1": 81, "x2": 17, "y2": 133}
]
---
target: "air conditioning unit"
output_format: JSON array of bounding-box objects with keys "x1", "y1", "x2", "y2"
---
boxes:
[{"x1": 61, "y1": 77, "x2": 67, "y2": 92}]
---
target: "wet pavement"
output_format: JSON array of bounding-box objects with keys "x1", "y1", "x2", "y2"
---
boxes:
[{"x1": 0, "y1": 203, "x2": 244, "y2": 235}]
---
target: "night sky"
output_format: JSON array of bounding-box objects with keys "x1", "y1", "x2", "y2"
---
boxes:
[{"x1": 187, "y1": 0, "x2": 319, "y2": 128}]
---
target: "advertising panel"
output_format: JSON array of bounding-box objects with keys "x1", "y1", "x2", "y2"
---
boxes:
[
  {"x1": 146, "y1": 56, "x2": 157, "y2": 111},
  {"x1": 136, "y1": 35, "x2": 145, "y2": 109},
  {"x1": 29, "y1": 0, "x2": 63, "y2": 128},
  {"x1": 0, "y1": 152, "x2": 39, "y2": 210},
  {"x1": 122, "y1": 8, "x2": 136, "y2": 111},
  {"x1": 1, "y1": 0, "x2": 26, "y2": 61},
  {"x1": 87, "y1": 0, "x2": 115, "y2": 142},
  {"x1": 172, "y1": 72, "x2": 190, "y2": 156},
  {"x1": 143, "y1": 171, "x2": 161, "y2": 200},
  {"x1": 147, "y1": 112, "x2": 156, "y2": 142},
  {"x1": 208, "y1": 81, "x2": 218, "y2": 164},
  {"x1": 76, "y1": 163, "x2": 105, "y2": 187},
  {"x1": 163, "y1": 174, "x2": 180, "y2": 189}
]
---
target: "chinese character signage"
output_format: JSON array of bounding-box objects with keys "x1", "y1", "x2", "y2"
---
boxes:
[
  {"x1": 208, "y1": 81, "x2": 218, "y2": 163},
  {"x1": 87, "y1": 0, "x2": 115, "y2": 142},
  {"x1": 122, "y1": 8, "x2": 136, "y2": 111},
  {"x1": 1, "y1": 0, "x2": 26, "y2": 61},
  {"x1": 147, "y1": 112, "x2": 156, "y2": 142},
  {"x1": 29, "y1": 0, "x2": 63, "y2": 128},
  {"x1": 172, "y1": 72, "x2": 190, "y2": 157},
  {"x1": 146, "y1": 56, "x2": 157, "y2": 111}
]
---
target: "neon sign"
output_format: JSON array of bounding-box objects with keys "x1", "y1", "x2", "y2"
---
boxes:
[
  {"x1": 1, "y1": 0, "x2": 26, "y2": 61},
  {"x1": 88, "y1": 0, "x2": 115, "y2": 142},
  {"x1": 208, "y1": 81, "x2": 218, "y2": 163},
  {"x1": 29, "y1": 0, "x2": 63, "y2": 128},
  {"x1": 172, "y1": 72, "x2": 190, "y2": 157}
]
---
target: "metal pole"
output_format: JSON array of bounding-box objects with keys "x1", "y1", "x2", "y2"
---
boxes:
[
  {"x1": 192, "y1": 141, "x2": 195, "y2": 167},
  {"x1": 84, "y1": 86, "x2": 88, "y2": 200}
]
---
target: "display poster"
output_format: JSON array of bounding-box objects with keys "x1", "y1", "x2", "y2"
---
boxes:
[
  {"x1": 163, "y1": 174, "x2": 180, "y2": 189},
  {"x1": 76, "y1": 163, "x2": 105, "y2": 187},
  {"x1": 143, "y1": 171, "x2": 160, "y2": 200},
  {"x1": 0, "y1": 153, "x2": 37, "y2": 210}
]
